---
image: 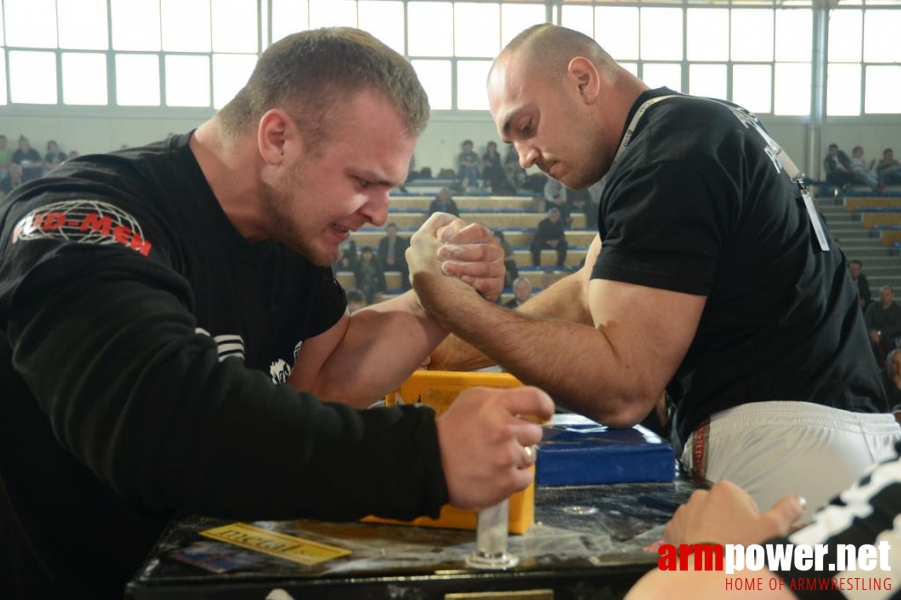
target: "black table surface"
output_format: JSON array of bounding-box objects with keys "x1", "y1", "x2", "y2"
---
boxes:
[{"x1": 126, "y1": 474, "x2": 703, "y2": 600}]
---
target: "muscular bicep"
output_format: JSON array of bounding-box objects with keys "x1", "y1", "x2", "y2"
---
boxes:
[{"x1": 588, "y1": 277, "x2": 706, "y2": 399}]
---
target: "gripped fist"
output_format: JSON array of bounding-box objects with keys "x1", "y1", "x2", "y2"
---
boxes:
[
  {"x1": 407, "y1": 212, "x2": 506, "y2": 303},
  {"x1": 436, "y1": 386, "x2": 554, "y2": 510}
]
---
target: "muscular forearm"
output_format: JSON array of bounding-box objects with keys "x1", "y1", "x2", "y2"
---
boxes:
[
  {"x1": 431, "y1": 274, "x2": 592, "y2": 372},
  {"x1": 516, "y1": 272, "x2": 593, "y2": 325},
  {"x1": 313, "y1": 290, "x2": 448, "y2": 406},
  {"x1": 415, "y1": 272, "x2": 659, "y2": 427}
]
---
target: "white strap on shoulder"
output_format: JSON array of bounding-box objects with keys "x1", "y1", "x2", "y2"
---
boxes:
[{"x1": 610, "y1": 93, "x2": 829, "y2": 252}]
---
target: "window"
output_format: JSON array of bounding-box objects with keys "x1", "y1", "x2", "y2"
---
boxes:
[
  {"x1": 643, "y1": 63, "x2": 682, "y2": 93},
  {"x1": 161, "y1": 0, "x2": 211, "y2": 53},
  {"x1": 689, "y1": 64, "x2": 727, "y2": 100},
  {"x1": 0, "y1": 51, "x2": 7, "y2": 105},
  {"x1": 0, "y1": 0, "x2": 896, "y2": 117},
  {"x1": 5, "y1": 0, "x2": 57, "y2": 49},
  {"x1": 827, "y1": 63, "x2": 861, "y2": 116},
  {"x1": 412, "y1": 59, "x2": 452, "y2": 110},
  {"x1": 733, "y1": 64, "x2": 772, "y2": 114},
  {"x1": 457, "y1": 60, "x2": 492, "y2": 110},
  {"x1": 502, "y1": 4, "x2": 545, "y2": 48},
  {"x1": 213, "y1": 54, "x2": 258, "y2": 109},
  {"x1": 359, "y1": 1, "x2": 405, "y2": 55},
  {"x1": 640, "y1": 8, "x2": 682, "y2": 62},
  {"x1": 165, "y1": 55, "x2": 211, "y2": 107},
  {"x1": 732, "y1": 9, "x2": 774, "y2": 62},
  {"x1": 596, "y1": 7, "x2": 638, "y2": 61},
  {"x1": 408, "y1": 2, "x2": 453, "y2": 57},
  {"x1": 827, "y1": 7, "x2": 898, "y2": 115},
  {"x1": 9, "y1": 51, "x2": 57, "y2": 104},
  {"x1": 774, "y1": 63, "x2": 812, "y2": 116},
  {"x1": 864, "y1": 65, "x2": 901, "y2": 114},
  {"x1": 271, "y1": 0, "x2": 309, "y2": 43},
  {"x1": 212, "y1": 0, "x2": 258, "y2": 54},
  {"x1": 310, "y1": 0, "x2": 357, "y2": 28},
  {"x1": 58, "y1": 0, "x2": 109, "y2": 51},
  {"x1": 454, "y1": 3, "x2": 500, "y2": 59},
  {"x1": 116, "y1": 54, "x2": 161, "y2": 106},
  {"x1": 687, "y1": 9, "x2": 728, "y2": 62},
  {"x1": 62, "y1": 53, "x2": 108, "y2": 105},
  {"x1": 112, "y1": 0, "x2": 162, "y2": 51}
]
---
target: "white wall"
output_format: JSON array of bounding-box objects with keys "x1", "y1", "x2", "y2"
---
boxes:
[{"x1": 2, "y1": 108, "x2": 899, "y2": 182}]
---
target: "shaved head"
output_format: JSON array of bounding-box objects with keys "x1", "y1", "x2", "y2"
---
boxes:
[{"x1": 491, "y1": 24, "x2": 614, "y2": 84}]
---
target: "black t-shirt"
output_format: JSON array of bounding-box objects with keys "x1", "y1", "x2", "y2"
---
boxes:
[
  {"x1": 591, "y1": 89, "x2": 885, "y2": 443},
  {"x1": 0, "y1": 133, "x2": 447, "y2": 598}
]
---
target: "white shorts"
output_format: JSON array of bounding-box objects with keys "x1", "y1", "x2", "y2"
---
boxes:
[{"x1": 680, "y1": 401, "x2": 901, "y2": 521}]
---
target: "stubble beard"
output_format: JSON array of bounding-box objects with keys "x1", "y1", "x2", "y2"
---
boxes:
[{"x1": 260, "y1": 180, "x2": 335, "y2": 267}]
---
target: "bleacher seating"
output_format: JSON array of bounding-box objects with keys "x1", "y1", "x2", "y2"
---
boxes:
[
  {"x1": 845, "y1": 194, "x2": 901, "y2": 246},
  {"x1": 362, "y1": 212, "x2": 587, "y2": 231},
  {"x1": 344, "y1": 192, "x2": 596, "y2": 304}
]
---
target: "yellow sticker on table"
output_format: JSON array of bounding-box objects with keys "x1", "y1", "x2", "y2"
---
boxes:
[{"x1": 200, "y1": 522, "x2": 350, "y2": 566}]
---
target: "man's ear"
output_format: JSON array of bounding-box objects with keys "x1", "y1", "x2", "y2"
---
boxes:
[
  {"x1": 566, "y1": 57, "x2": 600, "y2": 104},
  {"x1": 258, "y1": 109, "x2": 294, "y2": 165}
]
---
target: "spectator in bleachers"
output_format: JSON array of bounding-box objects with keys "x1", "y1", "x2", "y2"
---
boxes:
[
  {"x1": 877, "y1": 148, "x2": 901, "y2": 187},
  {"x1": 566, "y1": 187, "x2": 592, "y2": 226},
  {"x1": 43, "y1": 140, "x2": 66, "y2": 175},
  {"x1": 333, "y1": 238, "x2": 359, "y2": 273},
  {"x1": 354, "y1": 246, "x2": 386, "y2": 305},
  {"x1": 481, "y1": 141, "x2": 512, "y2": 194},
  {"x1": 12, "y1": 136, "x2": 43, "y2": 183},
  {"x1": 377, "y1": 223, "x2": 410, "y2": 290},
  {"x1": 543, "y1": 177, "x2": 570, "y2": 226},
  {"x1": 428, "y1": 187, "x2": 460, "y2": 217},
  {"x1": 493, "y1": 230, "x2": 519, "y2": 288},
  {"x1": 504, "y1": 145, "x2": 526, "y2": 192},
  {"x1": 0, "y1": 135, "x2": 13, "y2": 186},
  {"x1": 849, "y1": 259, "x2": 872, "y2": 312},
  {"x1": 882, "y1": 349, "x2": 901, "y2": 416},
  {"x1": 823, "y1": 143, "x2": 855, "y2": 189},
  {"x1": 2, "y1": 163, "x2": 22, "y2": 193},
  {"x1": 345, "y1": 288, "x2": 367, "y2": 314},
  {"x1": 457, "y1": 139, "x2": 480, "y2": 191},
  {"x1": 849, "y1": 146, "x2": 880, "y2": 191},
  {"x1": 505, "y1": 277, "x2": 533, "y2": 309},
  {"x1": 865, "y1": 285, "x2": 901, "y2": 367},
  {"x1": 530, "y1": 207, "x2": 568, "y2": 267},
  {"x1": 540, "y1": 270, "x2": 562, "y2": 291}
]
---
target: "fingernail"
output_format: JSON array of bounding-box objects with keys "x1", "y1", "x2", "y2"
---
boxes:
[
  {"x1": 437, "y1": 247, "x2": 449, "y2": 260},
  {"x1": 796, "y1": 495, "x2": 807, "y2": 509},
  {"x1": 440, "y1": 262, "x2": 451, "y2": 275}
]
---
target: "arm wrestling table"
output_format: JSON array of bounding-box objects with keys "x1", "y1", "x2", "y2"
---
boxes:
[{"x1": 126, "y1": 475, "x2": 702, "y2": 600}]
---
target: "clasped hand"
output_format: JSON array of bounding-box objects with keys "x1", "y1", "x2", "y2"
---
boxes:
[{"x1": 406, "y1": 212, "x2": 505, "y2": 303}]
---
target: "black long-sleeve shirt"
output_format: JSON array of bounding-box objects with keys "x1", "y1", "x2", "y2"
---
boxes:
[{"x1": 0, "y1": 133, "x2": 448, "y2": 599}]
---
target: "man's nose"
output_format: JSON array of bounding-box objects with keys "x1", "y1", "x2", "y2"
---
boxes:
[
  {"x1": 518, "y1": 143, "x2": 538, "y2": 169},
  {"x1": 360, "y1": 190, "x2": 390, "y2": 227}
]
